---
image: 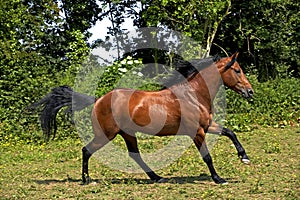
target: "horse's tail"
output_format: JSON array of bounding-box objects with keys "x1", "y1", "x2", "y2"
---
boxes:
[{"x1": 28, "y1": 85, "x2": 96, "y2": 140}]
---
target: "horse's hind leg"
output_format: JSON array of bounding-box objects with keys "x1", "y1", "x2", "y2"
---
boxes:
[
  {"x1": 82, "y1": 136, "x2": 109, "y2": 184},
  {"x1": 193, "y1": 128, "x2": 227, "y2": 184},
  {"x1": 120, "y1": 132, "x2": 166, "y2": 183},
  {"x1": 82, "y1": 146, "x2": 92, "y2": 184},
  {"x1": 82, "y1": 110, "x2": 116, "y2": 184}
]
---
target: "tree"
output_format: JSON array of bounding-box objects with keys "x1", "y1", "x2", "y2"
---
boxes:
[
  {"x1": 140, "y1": 0, "x2": 231, "y2": 58},
  {"x1": 0, "y1": 0, "x2": 91, "y2": 123},
  {"x1": 214, "y1": 0, "x2": 300, "y2": 81},
  {"x1": 60, "y1": 0, "x2": 102, "y2": 37}
]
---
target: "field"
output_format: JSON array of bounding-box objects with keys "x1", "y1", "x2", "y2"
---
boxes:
[{"x1": 1, "y1": 127, "x2": 299, "y2": 199}]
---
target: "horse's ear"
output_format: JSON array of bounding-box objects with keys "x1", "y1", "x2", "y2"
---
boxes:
[
  {"x1": 231, "y1": 51, "x2": 239, "y2": 59},
  {"x1": 225, "y1": 54, "x2": 237, "y2": 69},
  {"x1": 235, "y1": 51, "x2": 239, "y2": 58}
]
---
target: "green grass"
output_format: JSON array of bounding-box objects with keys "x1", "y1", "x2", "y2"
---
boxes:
[{"x1": 1, "y1": 127, "x2": 299, "y2": 199}]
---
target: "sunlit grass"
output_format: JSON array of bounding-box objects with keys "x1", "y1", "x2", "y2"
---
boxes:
[{"x1": 0, "y1": 127, "x2": 299, "y2": 199}]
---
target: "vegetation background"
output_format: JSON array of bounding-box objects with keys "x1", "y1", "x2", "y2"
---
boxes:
[{"x1": 0, "y1": 0, "x2": 299, "y2": 199}]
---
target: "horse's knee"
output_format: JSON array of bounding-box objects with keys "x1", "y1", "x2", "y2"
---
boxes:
[
  {"x1": 128, "y1": 151, "x2": 140, "y2": 159},
  {"x1": 202, "y1": 153, "x2": 212, "y2": 164},
  {"x1": 82, "y1": 146, "x2": 92, "y2": 160},
  {"x1": 222, "y1": 128, "x2": 236, "y2": 138}
]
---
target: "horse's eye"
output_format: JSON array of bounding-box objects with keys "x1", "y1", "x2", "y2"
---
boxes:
[{"x1": 234, "y1": 68, "x2": 241, "y2": 74}]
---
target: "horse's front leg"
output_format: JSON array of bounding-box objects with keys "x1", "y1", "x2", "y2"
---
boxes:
[
  {"x1": 221, "y1": 127, "x2": 250, "y2": 164},
  {"x1": 208, "y1": 121, "x2": 250, "y2": 164},
  {"x1": 193, "y1": 128, "x2": 227, "y2": 184}
]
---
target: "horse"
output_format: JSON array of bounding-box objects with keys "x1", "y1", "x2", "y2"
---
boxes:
[{"x1": 30, "y1": 52, "x2": 253, "y2": 185}]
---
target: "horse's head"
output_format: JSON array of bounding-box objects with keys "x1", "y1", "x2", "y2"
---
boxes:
[{"x1": 216, "y1": 52, "x2": 254, "y2": 98}]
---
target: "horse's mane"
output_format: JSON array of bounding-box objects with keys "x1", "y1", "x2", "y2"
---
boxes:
[{"x1": 162, "y1": 55, "x2": 220, "y2": 88}]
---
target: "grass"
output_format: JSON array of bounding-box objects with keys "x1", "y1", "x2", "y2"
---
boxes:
[{"x1": 0, "y1": 127, "x2": 299, "y2": 199}]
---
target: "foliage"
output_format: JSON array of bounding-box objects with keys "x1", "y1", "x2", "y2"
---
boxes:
[
  {"x1": 89, "y1": 0, "x2": 142, "y2": 48},
  {"x1": 0, "y1": 0, "x2": 90, "y2": 143},
  {"x1": 95, "y1": 56, "x2": 161, "y2": 97},
  {"x1": 225, "y1": 76, "x2": 300, "y2": 131},
  {"x1": 96, "y1": 0, "x2": 300, "y2": 80},
  {"x1": 141, "y1": 0, "x2": 231, "y2": 57},
  {"x1": 60, "y1": 0, "x2": 102, "y2": 36},
  {"x1": 214, "y1": 0, "x2": 300, "y2": 81},
  {"x1": 1, "y1": 0, "x2": 299, "y2": 145}
]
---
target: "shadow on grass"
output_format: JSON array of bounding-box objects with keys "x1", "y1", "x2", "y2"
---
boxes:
[
  {"x1": 34, "y1": 177, "x2": 82, "y2": 185},
  {"x1": 108, "y1": 174, "x2": 212, "y2": 184},
  {"x1": 34, "y1": 173, "x2": 240, "y2": 185},
  {"x1": 108, "y1": 174, "x2": 240, "y2": 185}
]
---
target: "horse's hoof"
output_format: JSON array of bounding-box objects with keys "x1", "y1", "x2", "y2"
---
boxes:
[
  {"x1": 152, "y1": 176, "x2": 167, "y2": 183},
  {"x1": 82, "y1": 176, "x2": 92, "y2": 185},
  {"x1": 157, "y1": 178, "x2": 168, "y2": 183},
  {"x1": 213, "y1": 176, "x2": 227, "y2": 185},
  {"x1": 241, "y1": 158, "x2": 250, "y2": 165}
]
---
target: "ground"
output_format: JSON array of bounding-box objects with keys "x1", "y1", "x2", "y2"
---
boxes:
[{"x1": 0, "y1": 127, "x2": 299, "y2": 199}]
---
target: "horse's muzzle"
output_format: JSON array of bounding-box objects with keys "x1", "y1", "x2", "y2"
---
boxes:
[{"x1": 242, "y1": 88, "x2": 254, "y2": 99}]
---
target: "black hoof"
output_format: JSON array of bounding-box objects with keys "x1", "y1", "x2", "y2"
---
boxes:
[
  {"x1": 152, "y1": 176, "x2": 167, "y2": 183},
  {"x1": 157, "y1": 177, "x2": 168, "y2": 183},
  {"x1": 82, "y1": 175, "x2": 92, "y2": 185},
  {"x1": 212, "y1": 176, "x2": 228, "y2": 185}
]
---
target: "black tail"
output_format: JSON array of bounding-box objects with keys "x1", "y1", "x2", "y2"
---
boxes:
[{"x1": 28, "y1": 85, "x2": 96, "y2": 140}]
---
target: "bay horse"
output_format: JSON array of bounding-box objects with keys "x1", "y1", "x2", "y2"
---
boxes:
[{"x1": 30, "y1": 52, "x2": 253, "y2": 184}]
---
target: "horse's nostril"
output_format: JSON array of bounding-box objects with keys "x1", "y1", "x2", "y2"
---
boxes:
[{"x1": 248, "y1": 89, "x2": 254, "y2": 96}]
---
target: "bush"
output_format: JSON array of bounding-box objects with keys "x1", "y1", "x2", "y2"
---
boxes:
[
  {"x1": 2, "y1": 53, "x2": 298, "y2": 145},
  {"x1": 0, "y1": 30, "x2": 89, "y2": 145},
  {"x1": 225, "y1": 76, "x2": 300, "y2": 131}
]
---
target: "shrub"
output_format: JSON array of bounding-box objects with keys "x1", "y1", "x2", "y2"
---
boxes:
[{"x1": 225, "y1": 76, "x2": 300, "y2": 131}]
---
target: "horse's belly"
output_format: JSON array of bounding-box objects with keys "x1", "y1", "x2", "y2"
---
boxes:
[{"x1": 128, "y1": 111, "x2": 181, "y2": 136}]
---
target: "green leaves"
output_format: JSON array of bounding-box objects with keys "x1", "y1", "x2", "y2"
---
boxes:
[
  {"x1": 1, "y1": 0, "x2": 299, "y2": 145},
  {"x1": 0, "y1": 0, "x2": 92, "y2": 142},
  {"x1": 225, "y1": 77, "x2": 300, "y2": 131},
  {"x1": 216, "y1": 0, "x2": 300, "y2": 81},
  {"x1": 142, "y1": 0, "x2": 231, "y2": 57},
  {"x1": 95, "y1": 56, "x2": 144, "y2": 96}
]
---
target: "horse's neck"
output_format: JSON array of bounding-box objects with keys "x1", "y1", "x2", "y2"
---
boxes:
[
  {"x1": 192, "y1": 65, "x2": 223, "y2": 103},
  {"x1": 168, "y1": 64, "x2": 222, "y2": 108}
]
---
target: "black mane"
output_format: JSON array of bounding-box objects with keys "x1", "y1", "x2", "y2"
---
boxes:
[{"x1": 162, "y1": 56, "x2": 218, "y2": 88}]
